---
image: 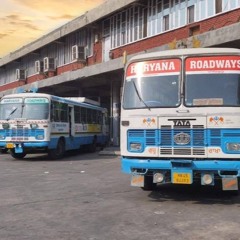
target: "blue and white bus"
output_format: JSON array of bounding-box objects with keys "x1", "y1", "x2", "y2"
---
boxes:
[
  {"x1": 0, "y1": 92, "x2": 109, "y2": 159},
  {"x1": 121, "y1": 48, "x2": 240, "y2": 193}
]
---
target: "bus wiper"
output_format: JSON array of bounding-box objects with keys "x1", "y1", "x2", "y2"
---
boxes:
[
  {"x1": 6, "y1": 107, "x2": 17, "y2": 121},
  {"x1": 132, "y1": 80, "x2": 150, "y2": 110}
]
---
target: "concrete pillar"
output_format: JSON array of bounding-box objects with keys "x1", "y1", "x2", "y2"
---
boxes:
[
  {"x1": 78, "y1": 89, "x2": 83, "y2": 96},
  {"x1": 111, "y1": 81, "x2": 120, "y2": 146}
]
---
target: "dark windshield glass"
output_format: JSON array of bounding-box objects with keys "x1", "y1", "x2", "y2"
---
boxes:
[
  {"x1": 123, "y1": 75, "x2": 180, "y2": 109},
  {"x1": 185, "y1": 73, "x2": 240, "y2": 106},
  {"x1": 0, "y1": 97, "x2": 49, "y2": 120},
  {"x1": 0, "y1": 103, "x2": 22, "y2": 120},
  {"x1": 22, "y1": 103, "x2": 49, "y2": 120}
]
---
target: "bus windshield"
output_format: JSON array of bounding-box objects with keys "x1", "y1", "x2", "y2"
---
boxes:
[
  {"x1": 185, "y1": 73, "x2": 240, "y2": 106},
  {"x1": 185, "y1": 56, "x2": 240, "y2": 106},
  {"x1": 123, "y1": 58, "x2": 181, "y2": 109},
  {"x1": 0, "y1": 97, "x2": 49, "y2": 120},
  {"x1": 123, "y1": 75, "x2": 180, "y2": 109}
]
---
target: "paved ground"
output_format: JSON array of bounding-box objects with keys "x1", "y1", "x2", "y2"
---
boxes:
[{"x1": 0, "y1": 150, "x2": 240, "y2": 240}]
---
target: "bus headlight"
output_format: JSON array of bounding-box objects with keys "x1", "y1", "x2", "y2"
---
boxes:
[
  {"x1": 201, "y1": 173, "x2": 214, "y2": 185},
  {"x1": 30, "y1": 123, "x2": 38, "y2": 129},
  {"x1": 129, "y1": 142, "x2": 142, "y2": 152},
  {"x1": 2, "y1": 123, "x2": 10, "y2": 129},
  {"x1": 0, "y1": 134, "x2": 5, "y2": 140},
  {"x1": 153, "y1": 172, "x2": 165, "y2": 183},
  {"x1": 226, "y1": 143, "x2": 240, "y2": 152},
  {"x1": 35, "y1": 134, "x2": 44, "y2": 140}
]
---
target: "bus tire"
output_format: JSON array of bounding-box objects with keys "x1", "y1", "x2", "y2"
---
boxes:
[
  {"x1": 89, "y1": 137, "x2": 97, "y2": 153},
  {"x1": 10, "y1": 150, "x2": 26, "y2": 159},
  {"x1": 1, "y1": 148, "x2": 8, "y2": 154},
  {"x1": 48, "y1": 138, "x2": 65, "y2": 159},
  {"x1": 141, "y1": 175, "x2": 157, "y2": 191}
]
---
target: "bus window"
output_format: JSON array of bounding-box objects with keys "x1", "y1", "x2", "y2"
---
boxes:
[
  {"x1": 80, "y1": 107, "x2": 87, "y2": 123},
  {"x1": 74, "y1": 106, "x2": 81, "y2": 123},
  {"x1": 51, "y1": 101, "x2": 68, "y2": 122}
]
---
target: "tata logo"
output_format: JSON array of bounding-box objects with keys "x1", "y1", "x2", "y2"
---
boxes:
[
  {"x1": 168, "y1": 118, "x2": 196, "y2": 127},
  {"x1": 174, "y1": 132, "x2": 191, "y2": 145}
]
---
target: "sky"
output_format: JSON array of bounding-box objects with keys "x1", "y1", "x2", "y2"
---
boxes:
[{"x1": 0, "y1": 0, "x2": 105, "y2": 58}]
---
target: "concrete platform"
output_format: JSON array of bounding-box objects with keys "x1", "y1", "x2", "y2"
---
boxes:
[{"x1": 99, "y1": 146, "x2": 120, "y2": 156}]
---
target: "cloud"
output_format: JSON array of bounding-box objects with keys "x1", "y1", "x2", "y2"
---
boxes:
[
  {"x1": 48, "y1": 14, "x2": 77, "y2": 21},
  {"x1": 1, "y1": 13, "x2": 41, "y2": 32},
  {"x1": 0, "y1": 33, "x2": 8, "y2": 39},
  {"x1": 0, "y1": 0, "x2": 105, "y2": 57},
  {"x1": 12, "y1": 0, "x2": 105, "y2": 16}
]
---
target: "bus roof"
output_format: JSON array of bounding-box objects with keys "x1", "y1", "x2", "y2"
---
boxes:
[
  {"x1": 128, "y1": 48, "x2": 240, "y2": 63},
  {"x1": 1, "y1": 92, "x2": 105, "y2": 111}
]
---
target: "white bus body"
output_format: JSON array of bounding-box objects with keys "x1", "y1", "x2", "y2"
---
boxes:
[
  {"x1": 0, "y1": 92, "x2": 109, "y2": 159},
  {"x1": 121, "y1": 48, "x2": 240, "y2": 192}
]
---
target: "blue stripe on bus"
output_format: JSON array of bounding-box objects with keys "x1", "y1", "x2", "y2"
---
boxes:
[
  {"x1": 121, "y1": 157, "x2": 240, "y2": 176},
  {"x1": 127, "y1": 128, "x2": 240, "y2": 149}
]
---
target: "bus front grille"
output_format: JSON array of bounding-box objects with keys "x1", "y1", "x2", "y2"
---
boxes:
[
  {"x1": 5, "y1": 127, "x2": 44, "y2": 141},
  {"x1": 127, "y1": 126, "x2": 240, "y2": 156},
  {"x1": 128, "y1": 126, "x2": 206, "y2": 156}
]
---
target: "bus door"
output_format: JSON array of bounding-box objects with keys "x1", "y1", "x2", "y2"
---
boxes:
[{"x1": 68, "y1": 106, "x2": 75, "y2": 137}]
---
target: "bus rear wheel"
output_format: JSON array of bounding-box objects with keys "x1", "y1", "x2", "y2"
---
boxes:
[
  {"x1": 10, "y1": 150, "x2": 26, "y2": 159},
  {"x1": 48, "y1": 139, "x2": 65, "y2": 159},
  {"x1": 87, "y1": 137, "x2": 97, "y2": 153}
]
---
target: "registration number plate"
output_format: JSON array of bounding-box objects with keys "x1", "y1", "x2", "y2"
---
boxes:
[
  {"x1": 172, "y1": 172, "x2": 192, "y2": 184},
  {"x1": 6, "y1": 143, "x2": 14, "y2": 149},
  {"x1": 131, "y1": 175, "x2": 144, "y2": 187}
]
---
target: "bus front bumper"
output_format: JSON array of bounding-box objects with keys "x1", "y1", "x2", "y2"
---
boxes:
[
  {"x1": 0, "y1": 141, "x2": 49, "y2": 153},
  {"x1": 121, "y1": 157, "x2": 240, "y2": 189}
]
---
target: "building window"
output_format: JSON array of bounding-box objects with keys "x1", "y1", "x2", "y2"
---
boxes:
[
  {"x1": 103, "y1": 19, "x2": 110, "y2": 37},
  {"x1": 187, "y1": 5, "x2": 195, "y2": 24},
  {"x1": 143, "y1": 8, "x2": 148, "y2": 38},
  {"x1": 121, "y1": 12, "x2": 126, "y2": 45},
  {"x1": 215, "y1": 0, "x2": 222, "y2": 13},
  {"x1": 163, "y1": 15, "x2": 169, "y2": 31}
]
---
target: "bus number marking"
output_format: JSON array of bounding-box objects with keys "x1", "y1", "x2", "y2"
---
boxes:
[
  {"x1": 148, "y1": 148, "x2": 157, "y2": 155},
  {"x1": 208, "y1": 148, "x2": 220, "y2": 154}
]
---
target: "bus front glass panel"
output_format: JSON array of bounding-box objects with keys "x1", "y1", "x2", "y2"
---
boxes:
[
  {"x1": 123, "y1": 58, "x2": 181, "y2": 109},
  {"x1": 185, "y1": 56, "x2": 240, "y2": 107},
  {"x1": 22, "y1": 98, "x2": 49, "y2": 120},
  {"x1": 0, "y1": 97, "x2": 49, "y2": 120},
  {"x1": 0, "y1": 98, "x2": 23, "y2": 120}
]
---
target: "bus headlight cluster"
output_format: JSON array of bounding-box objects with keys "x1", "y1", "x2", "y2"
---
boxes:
[
  {"x1": 129, "y1": 142, "x2": 142, "y2": 151},
  {"x1": 2, "y1": 123, "x2": 10, "y2": 129},
  {"x1": 30, "y1": 123, "x2": 38, "y2": 129},
  {"x1": 201, "y1": 173, "x2": 214, "y2": 185},
  {"x1": 153, "y1": 172, "x2": 165, "y2": 183},
  {"x1": 35, "y1": 134, "x2": 44, "y2": 140},
  {"x1": 0, "y1": 134, "x2": 5, "y2": 140},
  {"x1": 226, "y1": 143, "x2": 240, "y2": 152}
]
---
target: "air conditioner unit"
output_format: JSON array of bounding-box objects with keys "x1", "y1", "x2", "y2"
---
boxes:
[
  {"x1": 43, "y1": 57, "x2": 55, "y2": 72},
  {"x1": 71, "y1": 45, "x2": 87, "y2": 61},
  {"x1": 35, "y1": 60, "x2": 43, "y2": 73},
  {"x1": 16, "y1": 69, "x2": 26, "y2": 81}
]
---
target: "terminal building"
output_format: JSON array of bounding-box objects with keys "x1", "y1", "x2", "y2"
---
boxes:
[{"x1": 0, "y1": 0, "x2": 240, "y2": 146}]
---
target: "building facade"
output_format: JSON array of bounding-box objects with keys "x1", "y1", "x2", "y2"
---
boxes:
[{"x1": 0, "y1": 0, "x2": 240, "y2": 145}]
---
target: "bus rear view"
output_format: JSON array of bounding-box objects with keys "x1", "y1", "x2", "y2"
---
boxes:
[{"x1": 121, "y1": 48, "x2": 240, "y2": 193}]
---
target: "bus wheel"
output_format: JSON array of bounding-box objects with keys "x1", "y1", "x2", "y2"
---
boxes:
[
  {"x1": 89, "y1": 139, "x2": 97, "y2": 153},
  {"x1": 1, "y1": 148, "x2": 8, "y2": 154},
  {"x1": 48, "y1": 139, "x2": 65, "y2": 159},
  {"x1": 141, "y1": 175, "x2": 157, "y2": 191},
  {"x1": 10, "y1": 150, "x2": 26, "y2": 159}
]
